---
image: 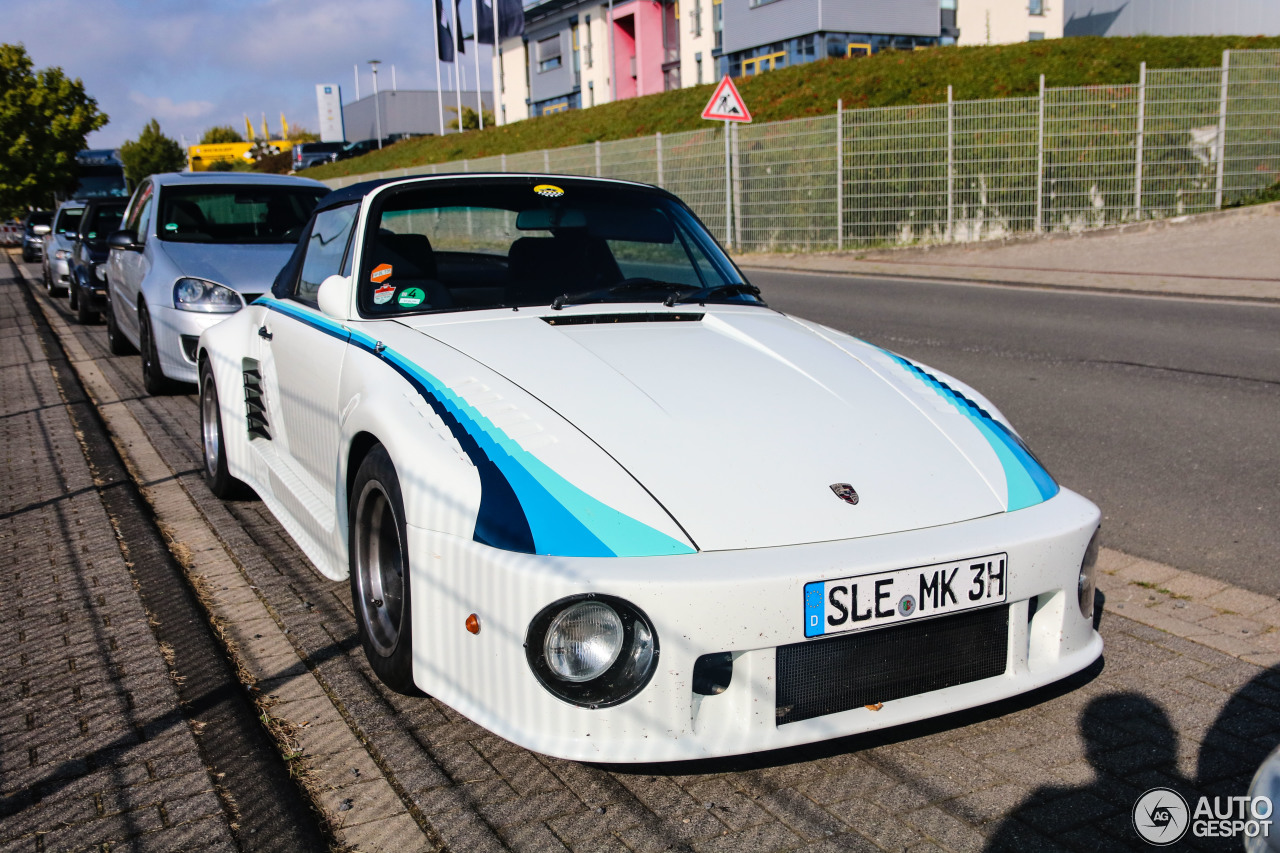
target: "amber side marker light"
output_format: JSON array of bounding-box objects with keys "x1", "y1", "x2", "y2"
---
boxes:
[{"x1": 466, "y1": 614, "x2": 480, "y2": 634}]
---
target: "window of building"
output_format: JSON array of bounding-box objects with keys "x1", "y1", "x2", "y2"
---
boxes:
[
  {"x1": 691, "y1": 0, "x2": 702, "y2": 36},
  {"x1": 571, "y1": 22, "x2": 581, "y2": 87},
  {"x1": 741, "y1": 49, "x2": 786, "y2": 76},
  {"x1": 712, "y1": 0, "x2": 723, "y2": 51},
  {"x1": 588, "y1": 80, "x2": 594, "y2": 106},
  {"x1": 1028, "y1": 0, "x2": 1044, "y2": 14},
  {"x1": 537, "y1": 35, "x2": 562, "y2": 73},
  {"x1": 584, "y1": 14, "x2": 593, "y2": 67},
  {"x1": 498, "y1": 45, "x2": 505, "y2": 93},
  {"x1": 695, "y1": 52, "x2": 703, "y2": 84},
  {"x1": 664, "y1": 67, "x2": 680, "y2": 91},
  {"x1": 1028, "y1": 30, "x2": 1045, "y2": 40},
  {"x1": 747, "y1": 0, "x2": 783, "y2": 7}
]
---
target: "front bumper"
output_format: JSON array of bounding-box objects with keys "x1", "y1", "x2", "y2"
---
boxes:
[
  {"x1": 151, "y1": 304, "x2": 240, "y2": 384},
  {"x1": 407, "y1": 487, "x2": 1103, "y2": 762}
]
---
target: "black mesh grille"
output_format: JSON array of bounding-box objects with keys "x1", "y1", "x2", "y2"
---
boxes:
[{"x1": 775, "y1": 605, "x2": 1009, "y2": 726}]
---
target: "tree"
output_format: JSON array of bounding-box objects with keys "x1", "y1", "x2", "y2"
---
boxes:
[
  {"x1": 285, "y1": 124, "x2": 320, "y2": 143},
  {"x1": 200, "y1": 125, "x2": 244, "y2": 144},
  {"x1": 118, "y1": 119, "x2": 186, "y2": 186},
  {"x1": 0, "y1": 43, "x2": 108, "y2": 216},
  {"x1": 447, "y1": 105, "x2": 496, "y2": 131}
]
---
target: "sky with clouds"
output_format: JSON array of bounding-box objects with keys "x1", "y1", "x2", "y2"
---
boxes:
[{"x1": 9, "y1": 0, "x2": 494, "y2": 149}]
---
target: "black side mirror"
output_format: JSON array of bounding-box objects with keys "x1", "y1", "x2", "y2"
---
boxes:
[{"x1": 107, "y1": 229, "x2": 141, "y2": 252}]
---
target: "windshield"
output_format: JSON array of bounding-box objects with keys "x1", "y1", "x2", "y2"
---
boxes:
[
  {"x1": 357, "y1": 180, "x2": 757, "y2": 316},
  {"x1": 83, "y1": 204, "x2": 126, "y2": 240},
  {"x1": 158, "y1": 185, "x2": 328, "y2": 244},
  {"x1": 55, "y1": 207, "x2": 84, "y2": 234}
]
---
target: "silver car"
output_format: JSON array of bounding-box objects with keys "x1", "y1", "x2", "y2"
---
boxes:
[
  {"x1": 105, "y1": 171, "x2": 329, "y2": 393},
  {"x1": 42, "y1": 202, "x2": 84, "y2": 295}
]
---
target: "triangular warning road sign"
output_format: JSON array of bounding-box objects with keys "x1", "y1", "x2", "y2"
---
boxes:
[{"x1": 701, "y1": 76, "x2": 752, "y2": 123}]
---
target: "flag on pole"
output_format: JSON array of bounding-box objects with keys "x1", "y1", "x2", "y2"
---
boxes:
[
  {"x1": 477, "y1": 0, "x2": 523, "y2": 42},
  {"x1": 436, "y1": 0, "x2": 455, "y2": 62},
  {"x1": 455, "y1": 0, "x2": 466, "y2": 54}
]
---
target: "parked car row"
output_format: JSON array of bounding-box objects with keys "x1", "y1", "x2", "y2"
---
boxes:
[
  {"x1": 291, "y1": 134, "x2": 428, "y2": 172},
  {"x1": 24, "y1": 170, "x2": 1103, "y2": 764}
]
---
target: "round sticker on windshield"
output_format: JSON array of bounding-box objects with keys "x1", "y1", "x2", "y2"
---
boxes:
[
  {"x1": 371, "y1": 263, "x2": 393, "y2": 283},
  {"x1": 165, "y1": 223, "x2": 178, "y2": 231},
  {"x1": 534, "y1": 184, "x2": 564, "y2": 198},
  {"x1": 397, "y1": 287, "x2": 426, "y2": 308},
  {"x1": 373, "y1": 283, "x2": 395, "y2": 305}
]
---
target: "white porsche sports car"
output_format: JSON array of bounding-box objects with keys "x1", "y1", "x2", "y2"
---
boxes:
[{"x1": 198, "y1": 174, "x2": 1102, "y2": 763}]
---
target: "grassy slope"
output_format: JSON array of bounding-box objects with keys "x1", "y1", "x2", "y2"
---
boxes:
[{"x1": 306, "y1": 35, "x2": 1280, "y2": 179}]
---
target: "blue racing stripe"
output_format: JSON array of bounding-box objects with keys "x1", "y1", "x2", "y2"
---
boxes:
[
  {"x1": 259, "y1": 298, "x2": 695, "y2": 557},
  {"x1": 886, "y1": 352, "x2": 1058, "y2": 511}
]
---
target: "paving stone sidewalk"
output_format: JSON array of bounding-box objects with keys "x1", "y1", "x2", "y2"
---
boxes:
[{"x1": 0, "y1": 270, "x2": 238, "y2": 851}]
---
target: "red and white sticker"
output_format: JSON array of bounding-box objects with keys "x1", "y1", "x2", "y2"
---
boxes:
[
  {"x1": 371, "y1": 263, "x2": 393, "y2": 283},
  {"x1": 373, "y1": 283, "x2": 395, "y2": 305}
]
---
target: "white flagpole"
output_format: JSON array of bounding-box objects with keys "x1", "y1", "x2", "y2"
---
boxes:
[
  {"x1": 453, "y1": 0, "x2": 464, "y2": 132},
  {"x1": 430, "y1": 0, "x2": 446, "y2": 136},
  {"x1": 492, "y1": 0, "x2": 500, "y2": 125},
  {"x1": 472, "y1": 0, "x2": 484, "y2": 129}
]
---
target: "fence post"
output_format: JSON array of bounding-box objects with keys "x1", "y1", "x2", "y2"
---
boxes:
[
  {"x1": 1214, "y1": 50, "x2": 1230, "y2": 210},
  {"x1": 836, "y1": 99, "x2": 844, "y2": 250},
  {"x1": 1035, "y1": 74, "x2": 1046, "y2": 233},
  {"x1": 946, "y1": 85, "x2": 954, "y2": 243},
  {"x1": 543, "y1": 149, "x2": 550, "y2": 172},
  {"x1": 732, "y1": 122, "x2": 743, "y2": 249},
  {"x1": 656, "y1": 132, "x2": 663, "y2": 187},
  {"x1": 723, "y1": 121, "x2": 733, "y2": 248},
  {"x1": 501, "y1": 152, "x2": 508, "y2": 173},
  {"x1": 595, "y1": 140, "x2": 603, "y2": 176},
  {"x1": 1134, "y1": 62, "x2": 1146, "y2": 218}
]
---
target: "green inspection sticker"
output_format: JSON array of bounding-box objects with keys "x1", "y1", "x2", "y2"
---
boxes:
[{"x1": 397, "y1": 287, "x2": 426, "y2": 308}]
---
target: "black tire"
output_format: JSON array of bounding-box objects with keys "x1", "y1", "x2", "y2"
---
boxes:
[
  {"x1": 139, "y1": 304, "x2": 180, "y2": 395},
  {"x1": 199, "y1": 360, "x2": 250, "y2": 498},
  {"x1": 104, "y1": 291, "x2": 135, "y2": 355},
  {"x1": 74, "y1": 285, "x2": 96, "y2": 324},
  {"x1": 68, "y1": 280, "x2": 79, "y2": 310},
  {"x1": 349, "y1": 446, "x2": 421, "y2": 695},
  {"x1": 21, "y1": 249, "x2": 34, "y2": 263}
]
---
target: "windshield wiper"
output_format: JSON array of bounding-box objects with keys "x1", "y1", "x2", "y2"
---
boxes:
[
  {"x1": 663, "y1": 283, "x2": 763, "y2": 307},
  {"x1": 549, "y1": 278, "x2": 696, "y2": 310}
]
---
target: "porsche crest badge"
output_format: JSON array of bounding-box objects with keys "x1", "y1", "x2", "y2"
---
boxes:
[{"x1": 830, "y1": 483, "x2": 859, "y2": 505}]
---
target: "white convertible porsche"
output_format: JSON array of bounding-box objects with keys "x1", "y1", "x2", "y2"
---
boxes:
[{"x1": 197, "y1": 174, "x2": 1102, "y2": 762}]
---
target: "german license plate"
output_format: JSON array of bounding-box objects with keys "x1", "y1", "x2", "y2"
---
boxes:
[{"x1": 804, "y1": 553, "x2": 1008, "y2": 638}]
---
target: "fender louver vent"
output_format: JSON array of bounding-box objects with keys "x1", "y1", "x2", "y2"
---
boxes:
[
  {"x1": 242, "y1": 361, "x2": 270, "y2": 440},
  {"x1": 543, "y1": 312, "x2": 704, "y2": 326}
]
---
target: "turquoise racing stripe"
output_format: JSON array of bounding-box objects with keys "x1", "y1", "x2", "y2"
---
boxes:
[
  {"x1": 260, "y1": 298, "x2": 695, "y2": 557},
  {"x1": 886, "y1": 352, "x2": 1058, "y2": 511}
]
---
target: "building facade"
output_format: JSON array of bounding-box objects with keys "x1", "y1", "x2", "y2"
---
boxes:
[
  {"x1": 954, "y1": 0, "x2": 1064, "y2": 45},
  {"x1": 1062, "y1": 0, "x2": 1280, "y2": 37},
  {"x1": 495, "y1": 0, "x2": 941, "y2": 125},
  {"x1": 343, "y1": 90, "x2": 494, "y2": 141}
]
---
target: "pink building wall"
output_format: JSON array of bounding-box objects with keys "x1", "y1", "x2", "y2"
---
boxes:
[{"x1": 611, "y1": 0, "x2": 665, "y2": 100}]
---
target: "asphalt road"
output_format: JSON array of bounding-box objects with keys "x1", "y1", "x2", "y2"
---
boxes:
[{"x1": 749, "y1": 270, "x2": 1280, "y2": 598}]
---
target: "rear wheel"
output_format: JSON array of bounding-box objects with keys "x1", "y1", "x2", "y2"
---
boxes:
[
  {"x1": 68, "y1": 280, "x2": 79, "y2": 311},
  {"x1": 104, "y1": 290, "x2": 135, "y2": 355},
  {"x1": 199, "y1": 360, "x2": 249, "y2": 499},
  {"x1": 349, "y1": 446, "x2": 420, "y2": 695},
  {"x1": 75, "y1": 286, "x2": 96, "y2": 324},
  {"x1": 139, "y1": 305, "x2": 180, "y2": 395}
]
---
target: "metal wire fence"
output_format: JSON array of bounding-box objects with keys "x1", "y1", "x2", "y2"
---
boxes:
[{"x1": 323, "y1": 49, "x2": 1280, "y2": 252}]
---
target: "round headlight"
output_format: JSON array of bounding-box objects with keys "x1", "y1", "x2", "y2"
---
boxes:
[
  {"x1": 526, "y1": 595, "x2": 659, "y2": 708},
  {"x1": 1078, "y1": 528, "x2": 1100, "y2": 620},
  {"x1": 544, "y1": 602, "x2": 623, "y2": 682}
]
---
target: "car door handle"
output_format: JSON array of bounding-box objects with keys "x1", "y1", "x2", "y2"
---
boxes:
[{"x1": 258, "y1": 326, "x2": 273, "y2": 341}]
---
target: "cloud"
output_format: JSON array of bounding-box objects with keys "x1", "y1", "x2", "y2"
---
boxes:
[{"x1": 128, "y1": 92, "x2": 217, "y2": 121}]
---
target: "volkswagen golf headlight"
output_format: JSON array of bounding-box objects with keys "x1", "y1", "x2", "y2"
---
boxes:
[
  {"x1": 174, "y1": 277, "x2": 241, "y2": 313},
  {"x1": 526, "y1": 595, "x2": 658, "y2": 708}
]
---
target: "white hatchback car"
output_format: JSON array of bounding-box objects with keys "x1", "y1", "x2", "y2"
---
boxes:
[
  {"x1": 43, "y1": 201, "x2": 85, "y2": 297},
  {"x1": 105, "y1": 171, "x2": 329, "y2": 393}
]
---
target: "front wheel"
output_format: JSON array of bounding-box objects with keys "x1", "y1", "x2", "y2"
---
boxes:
[
  {"x1": 199, "y1": 360, "x2": 249, "y2": 499},
  {"x1": 139, "y1": 305, "x2": 180, "y2": 395},
  {"x1": 349, "y1": 446, "x2": 420, "y2": 695},
  {"x1": 104, "y1": 290, "x2": 135, "y2": 355}
]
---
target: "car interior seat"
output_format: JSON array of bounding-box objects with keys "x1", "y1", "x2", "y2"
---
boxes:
[{"x1": 506, "y1": 233, "x2": 619, "y2": 306}]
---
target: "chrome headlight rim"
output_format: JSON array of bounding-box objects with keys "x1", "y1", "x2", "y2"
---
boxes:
[
  {"x1": 525, "y1": 594, "x2": 659, "y2": 709},
  {"x1": 173, "y1": 277, "x2": 243, "y2": 313}
]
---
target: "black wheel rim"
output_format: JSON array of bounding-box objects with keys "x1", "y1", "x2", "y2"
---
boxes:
[{"x1": 353, "y1": 482, "x2": 405, "y2": 657}]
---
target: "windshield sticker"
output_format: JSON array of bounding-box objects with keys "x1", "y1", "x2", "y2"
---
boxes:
[
  {"x1": 397, "y1": 287, "x2": 426, "y2": 308},
  {"x1": 164, "y1": 223, "x2": 178, "y2": 231},
  {"x1": 534, "y1": 184, "x2": 564, "y2": 198},
  {"x1": 371, "y1": 263, "x2": 394, "y2": 283},
  {"x1": 373, "y1": 283, "x2": 396, "y2": 305}
]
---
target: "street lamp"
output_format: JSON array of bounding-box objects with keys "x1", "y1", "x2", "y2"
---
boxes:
[{"x1": 368, "y1": 59, "x2": 383, "y2": 149}]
